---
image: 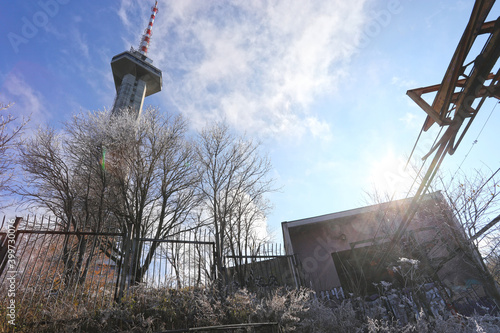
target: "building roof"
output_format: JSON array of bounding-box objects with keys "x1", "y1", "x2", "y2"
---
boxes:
[{"x1": 282, "y1": 191, "x2": 443, "y2": 229}]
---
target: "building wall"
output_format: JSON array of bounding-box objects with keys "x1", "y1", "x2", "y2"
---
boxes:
[
  {"x1": 282, "y1": 192, "x2": 485, "y2": 295},
  {"x1": 288, "y1": 210, "x2": 382, "y2": 289}
]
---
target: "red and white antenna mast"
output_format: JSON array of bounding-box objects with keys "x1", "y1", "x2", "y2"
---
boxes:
[{"x1": 139, "y1": 1, "x2": 159, "y2": 55}]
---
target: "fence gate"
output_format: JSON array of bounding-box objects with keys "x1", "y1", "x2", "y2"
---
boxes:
[{"x1": 127, "y1": 230, "x2": 216, "y2": 290}]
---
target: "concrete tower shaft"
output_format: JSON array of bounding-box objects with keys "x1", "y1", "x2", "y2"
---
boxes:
[{"x1": 111, "y1": 1, "x2": 162, "y2": 117}]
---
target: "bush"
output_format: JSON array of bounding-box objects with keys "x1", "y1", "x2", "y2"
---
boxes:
[{"x1": 1, "y1": 285, "x2": 499, "y2": 332}]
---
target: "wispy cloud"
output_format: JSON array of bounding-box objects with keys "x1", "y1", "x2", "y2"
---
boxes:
[
  {"x1": 118, "y1": 0, "x2": 368, "y2": 140},
  {"x1": 71, "y1": 28, "x2": 90, "y2": 60},
  {"x1": 391, "y1": 76, "x2": 417, "y2": 89},
  {"x1": 399, "y1": 112, "x2": 418, "y2": 126},
  {"x1": 117, "y1": 0, "x2": 134, "y2": 29},
  {"x1": 1, "y1": 73, "x2": 49, "y2": 126}
]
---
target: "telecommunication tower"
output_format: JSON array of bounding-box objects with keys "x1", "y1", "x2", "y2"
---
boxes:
[{"x1": 110, "y1": 1, "x2": 162, "y2": 117}]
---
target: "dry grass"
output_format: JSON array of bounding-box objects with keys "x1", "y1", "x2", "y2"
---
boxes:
[{"x1": 1, "y1": 285, "x2": 499, "y2": 332}]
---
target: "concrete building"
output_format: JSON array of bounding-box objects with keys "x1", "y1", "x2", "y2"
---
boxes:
[
  {"x1": 282, "y1": 192, "x2": 493, "y2": 302},
  {"x1": 110, "y1": 1, "x2": 162, "y2": 117}
]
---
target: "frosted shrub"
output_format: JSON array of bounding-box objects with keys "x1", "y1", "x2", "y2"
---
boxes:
[
  {"x1": 257, "y1": 287, "x2": 310, "y2": 331},
  {"x1": 255, "y1": 288, "x2": 365, "y2": 332},
  {"x1": 299, "y1": 299, "x2": 364, "y2": 333},
  {"x1": 225, "y1": 288, "x2": 257, "y2": 323},
  {"x1": 2, "y1": 285, "x2": 499, "y2": 332},
  {"x1": 432, "y1": 313, "x2": 500, "y2": 333}
]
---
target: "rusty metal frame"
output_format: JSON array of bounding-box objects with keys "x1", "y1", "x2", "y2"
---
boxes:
[
  {"x1": 381, "y1": 0, "x2": 500, "y2": 269},
  {"x1": 408, "y1": 0, "x2": 497, "y2": 132}
]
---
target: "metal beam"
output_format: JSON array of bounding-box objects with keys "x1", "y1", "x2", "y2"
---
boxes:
[{"x1": 432, "y1": 0, "x2": 495, "y2": 121}]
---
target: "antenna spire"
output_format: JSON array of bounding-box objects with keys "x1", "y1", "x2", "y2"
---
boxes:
[{"x1": 139, "y1": 1, "x2": 158, "y2": 55}]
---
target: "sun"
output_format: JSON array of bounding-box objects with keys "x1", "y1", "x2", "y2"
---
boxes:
[{"x1": 365, "y1": 150, "x2": 417, "y2": 200}]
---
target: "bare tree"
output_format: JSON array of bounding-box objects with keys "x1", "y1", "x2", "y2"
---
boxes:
[
  {"x1": 16, "y1": 125, "x2": 99, "y2": 287},
  {"x1": 438, "y1": 169, "x2": 500, "y2": 257},
  {"x1": 100, "y1": 108, "x2": 200, "y2": 284},
  {"x1": 196, "y1": 123, "x2": 275, "y2": 284},
  {"x1": 434, "y1": 169, "x2": 500, "y2": 307},
  {"x1": 362, "y1": 167, "x2": 500, "y2": 308},
  {"x1": 485, "y1": 250, "x2": 500, "y2": 286},
  {"x1": 0, "y1": 102, "x2": 27, "y2": 208},
  {"x1": 16, "y1": 116, "x2": 115, "y2": 287},
  {"x1": 17, "y1": 108, "x2": 200, "y2": 287}
]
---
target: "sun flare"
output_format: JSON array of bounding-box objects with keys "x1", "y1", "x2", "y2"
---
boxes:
[{"x1": 366, "y1": 150, "x2": 417, "y2": 199}]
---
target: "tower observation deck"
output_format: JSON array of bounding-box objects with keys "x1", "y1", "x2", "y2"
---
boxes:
[{"x1": 111, "y1": 1, "x2": 162, "y2": 117}]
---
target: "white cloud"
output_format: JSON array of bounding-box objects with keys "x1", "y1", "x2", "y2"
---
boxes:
[
  {"x1": 118, "y1": 0, "x2": 368, "y2": 140},
  {"x1": 117, "y1": 0, "x2": 134, "y2": 29},
  {"x1": 399, "y1": 112, "x2": 418, "y2": 126},
  {"x1": 71, "y1": 28, "x2": 90, "y2": 59},
  {"x1": 391, "y1": 76, "x2": 417, "y2": 88},
  {"x1": 1, "y1": 73, "x2": 49, "y2": 126},
  {"x1": 305, "y1": 117, "x2": 332, "y2": 141}
]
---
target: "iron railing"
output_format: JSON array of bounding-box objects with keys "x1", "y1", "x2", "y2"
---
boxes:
[{"x1": 0, "y1": 216, "x2": 297, "y2": 308}]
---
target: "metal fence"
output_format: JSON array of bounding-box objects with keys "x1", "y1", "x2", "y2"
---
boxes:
[
  {"x1": 0, "y1": 216, "x2": 296, "y2": 309},
  {"x1": 0, "y1": 216, "x2": 124, "y2": 310}
]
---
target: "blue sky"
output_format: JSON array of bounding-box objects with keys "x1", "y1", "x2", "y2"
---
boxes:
[{"x1": 1, "y1": 0, "x2": 499, "y2": 240}]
